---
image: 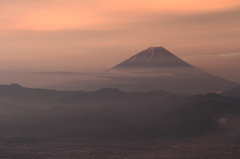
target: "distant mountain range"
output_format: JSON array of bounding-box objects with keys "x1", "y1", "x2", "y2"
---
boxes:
[
  {"x1": 47, "y1": 47, "x2": 239, "y2": 94},
  {"x1": 221, "y1": 86, "x2": 240, "y2": 99},
  {"x1": 1, "y1": 84, "x2": 240, "y2": 140}
]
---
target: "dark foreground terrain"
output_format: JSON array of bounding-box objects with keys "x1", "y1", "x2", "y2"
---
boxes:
[
  {"x1": 1, "y1": 136, "x2": 240, "y2": 159},
  {"x1": 1, "y1": 84, "x2": 240, "y2": 158}
]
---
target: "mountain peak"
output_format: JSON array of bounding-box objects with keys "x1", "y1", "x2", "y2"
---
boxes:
[
  {"x1": 111, "y1": 46, "x2": 192, "y2": 69},
  {"x1": 148, "y1": 46, "x2": 163, "y2": 49},
  {"x1": 10, "y1": 83, "x2": 23, "y2": 88}
]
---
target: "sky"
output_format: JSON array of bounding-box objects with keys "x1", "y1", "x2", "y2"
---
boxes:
[{"x1": 0, "y1": 0, "x2": 240, "y2": 87}]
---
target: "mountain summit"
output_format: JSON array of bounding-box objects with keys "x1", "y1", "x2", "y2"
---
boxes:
[
  {"x1": 112, "y1": 47, "x2": 192, "y2": 69},
  {"x1": 47, "y1": 46, "x2": 239, "y2": 94}
]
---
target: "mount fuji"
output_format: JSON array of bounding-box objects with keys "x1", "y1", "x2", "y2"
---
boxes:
[
  {"x1": 47, "y1": 47, "x2": 239, "y2": 94},
  {"x1": 112, "y1": 47, "x2": 192, "y2": 68},
  {"x1": 111, "y1": 46, "x2": 205, "y2": 75}
]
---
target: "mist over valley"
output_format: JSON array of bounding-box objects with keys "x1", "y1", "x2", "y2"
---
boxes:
[{"x1": 1, "y1": 46, "x2": 240, "y2": 158}]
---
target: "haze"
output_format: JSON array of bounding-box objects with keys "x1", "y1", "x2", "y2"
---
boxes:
[{"x1": 0, "y1": 0, "x2": 240, "y2": 87}]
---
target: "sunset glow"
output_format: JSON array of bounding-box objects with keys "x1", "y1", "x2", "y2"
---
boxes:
[
  {"x1": 0, "y1": 0, "x2": 240, "y2": 87},
  {"x1": 1, "y1": 0, "x2": 240, "y2": 31}
]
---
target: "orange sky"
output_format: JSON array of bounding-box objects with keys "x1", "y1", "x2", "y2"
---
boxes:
[
  {"x1": 0, "y1": 0, "x2": 240, "y2": 87},
  {"x1": 1, "y1": 0, "x2": 240, "y2": 30}
]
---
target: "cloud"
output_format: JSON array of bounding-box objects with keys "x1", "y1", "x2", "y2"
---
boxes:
[{"x1": 218, "y1": 52, "x2": 240, "y2": 57}]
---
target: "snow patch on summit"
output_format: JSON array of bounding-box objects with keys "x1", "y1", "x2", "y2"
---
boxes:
[{"x1": 112, "y1": 46, "x2": 193, "y2": 69}]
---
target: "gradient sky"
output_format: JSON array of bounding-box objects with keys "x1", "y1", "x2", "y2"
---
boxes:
[{"x1": 0, "y1": 0, "x2": 240, "y2": 87}]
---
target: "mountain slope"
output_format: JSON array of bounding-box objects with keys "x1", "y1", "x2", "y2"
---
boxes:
[
  {"x1": 112, "y1": 47, "x2": 192, "y2": 68},
  {"x1": 0, "y1": 84, "x2": 81, "y2": 108},
  {"x1": 1, "y1": 85, "x2": 240, "y2": 139},
  {"x1": 221, "y1": 86, "x2": 240, "y2": 99},
  {"x1": 46, "y1": 47, "x2": 239, "y2": 94}
]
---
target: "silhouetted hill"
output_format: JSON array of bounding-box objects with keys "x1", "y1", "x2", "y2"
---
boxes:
[
  {"x1": 221, "y1": 86, "x2": 240, "y2": 99},
  {"x1": 93, "y1": 88, "x2": 125, "y2": 98},
  {"x1": 1, "y1": 84, "x2": 240, "y2": 140},
  {"x1": 153, "y1": 100, "x2": 239, "y2": 136},
  {"x1": 192, "y1": 93, "x2": 240, "y2": 104},
  {"x1": 0, "y1": 84, "x2": 83, "y2": 108},
  {"x1": 146, "y1": 90, "x2": 181, "y2": 97},
  {"x1": 0, "y1": 84, "x2": 79, "y2": 97}
]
